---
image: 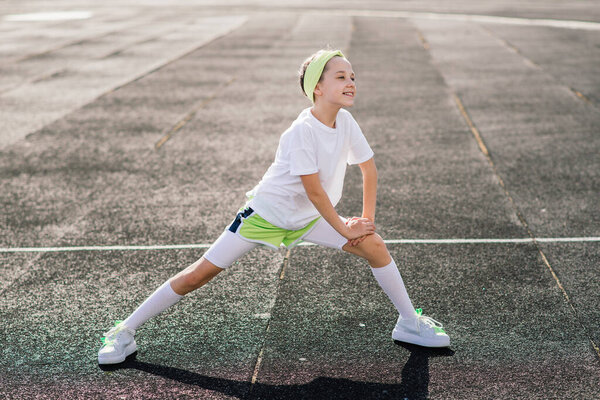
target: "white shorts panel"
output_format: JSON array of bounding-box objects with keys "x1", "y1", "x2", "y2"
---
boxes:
[
  {"x1": 204, "y1": 216, "x2": 349, "y2": 268},
  {"x1": 301, "y1": 216, "x2": 349, "y2": 250},
  {"x1": 203, "y1": 230, "x2": 259, "y2": 269}
]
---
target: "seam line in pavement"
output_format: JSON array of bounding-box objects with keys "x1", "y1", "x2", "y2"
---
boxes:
[
  {"x1": 154, "y1": 76, "x2": 237, "y2": 150},
  {"x1": 97, "y1": 25, "x2": 179, "y2": 60},
  {"x1": 479, "y1": 24, "x2": 598, "y2": 109},
  {"x1": 449, "y1": 71, "x2": 600, "y2": 362},
  {"x1": 247, "y1": 249, "x2": 291, "y2": 398},
  {"x1": 453, "y1": 93, "x2": 490, "y2": 157},
  {"x1": 2, "y1": 16, "x2": 166, "y2": 66},
  {"x1": 102, "y1": 19, "x2": 247, "y2": 98},
  {"x1": 570, "y1": 88, "x2": 595, "y2": 105},
  {"x1": 243, "y1": 14, "x2": 307, "y2": 395}
]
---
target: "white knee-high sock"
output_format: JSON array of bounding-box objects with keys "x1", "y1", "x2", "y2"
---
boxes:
[
  {"x1": 370, "y1": 259, "x2": 418, "y2": 319},
  {"x1": 122, "y1": 281, "x2": 183, "y2": 331}
]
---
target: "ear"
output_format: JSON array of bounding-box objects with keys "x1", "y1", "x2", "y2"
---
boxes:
[{"x1": 313, "y1": 82, "x2": 323, "y2": 98}]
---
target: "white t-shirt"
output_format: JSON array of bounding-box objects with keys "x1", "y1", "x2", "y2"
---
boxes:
[{"x1": 246, "y1": 107, "x2": 374, "y2": 230}]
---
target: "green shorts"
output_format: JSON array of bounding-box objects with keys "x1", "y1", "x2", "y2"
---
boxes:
[{"x1": 227, "y1": 206, "x2": 320, "y2": 249}]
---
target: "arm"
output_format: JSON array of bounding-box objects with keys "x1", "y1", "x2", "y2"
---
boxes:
[
  {"x1": 345, "y1": 157, "x2": 377, "y2": 247},
  {"x1": 300, "y1": 173, "x2": 374, "y2": 240},
  {"x1": 359, "y1": 157, "x2": 377, "y2": 222}
]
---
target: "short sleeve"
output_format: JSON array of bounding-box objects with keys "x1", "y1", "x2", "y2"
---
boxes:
[
  {"x1": 347, "y1": 116, "x2": 374, "y2": 165},
  {"x1": 287, "y1": 128, "x2": 319, "y2": 176}
]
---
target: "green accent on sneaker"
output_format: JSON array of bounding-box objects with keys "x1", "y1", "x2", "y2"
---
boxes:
[
  {"x1": 101, "y1": 320, "x2": 124, "y2": 344},
  {"x1": 414, "y1": 309, "x2": 446, "y2": 334}
]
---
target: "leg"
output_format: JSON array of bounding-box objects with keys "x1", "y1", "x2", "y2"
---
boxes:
[
  {"x1": 343, "y1": 234, "x2": 416, "y2": 318},
  {"x1": 123, "y1": 230, "x2": 258, "y2": 330},
  {"x1": 98, "y1": 223, "x2": 261, "y2": 364},
  {"x1": 342, "y1": 233, "x2": 391, "y2": 268},
  {"x1": 99, "y1": 257, "x2": 224, "y2": 365},
  {"x1": 343, "y1": 232, "x2": 450, "y2": 346},
  {"x1": 302, "y1": 218, "x2": 449, "y2": 347},
  {"x1": 170, "y1": 256, "x2": 224, "y2": 295},
  {"x1": 302, "y1": 219, "x2": 416, "y2": 318}
]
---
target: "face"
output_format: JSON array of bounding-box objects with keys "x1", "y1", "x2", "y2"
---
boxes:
[{"x1": 313, "y1": 57, "x2": 356, "y2": 107}]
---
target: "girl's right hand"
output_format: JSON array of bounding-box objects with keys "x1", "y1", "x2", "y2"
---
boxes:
[{"x1": 345, "y1": 217, "x2": 375, "y2": 240}]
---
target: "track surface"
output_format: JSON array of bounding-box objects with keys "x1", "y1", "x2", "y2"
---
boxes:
[{"x1": 1, "y1": 1, "x2": 599, "y2": 399}]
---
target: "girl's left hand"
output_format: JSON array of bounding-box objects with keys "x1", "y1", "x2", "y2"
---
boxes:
[{"x1": 346, "y1": 217, "x2": 374, "y2": 247}]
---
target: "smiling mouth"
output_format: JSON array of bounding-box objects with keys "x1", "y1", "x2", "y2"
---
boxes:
[{"x1": 343, "y1": 92, "x2": 354, "y2": 97}]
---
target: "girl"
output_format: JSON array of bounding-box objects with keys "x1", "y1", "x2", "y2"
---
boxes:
[{"x1": 98, "y1": 49, "x2": 450, "y2": 365}]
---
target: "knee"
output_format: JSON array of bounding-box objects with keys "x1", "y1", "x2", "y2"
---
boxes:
[
  {"x1": 177, "y1": 270, "x2": 199, "y2": 290},
  {"x1": 349, "y1": 233, "x2": 388, "y2": 261},
  {"x1": 359, "y1": 234, "x2": 392, "y2": 267},
  {"x1": 180, "y1": 259, "x2": 216, "y2": 289},
  {"x1": 360, "y1": 233, "x2": 387, "y2": 253}
]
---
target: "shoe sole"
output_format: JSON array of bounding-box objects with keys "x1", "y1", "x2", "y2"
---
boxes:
[
  {"x1": 392, "y1": 329, "x2": 450, "y2": 348},
  {"x1": 98, "y1": 342, "x2": 137, "y2": 365}
]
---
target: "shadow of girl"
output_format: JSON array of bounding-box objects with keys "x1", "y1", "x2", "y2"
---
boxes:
[{"x1": 99, "y1": 345, "x2": 454, "y2": 399}]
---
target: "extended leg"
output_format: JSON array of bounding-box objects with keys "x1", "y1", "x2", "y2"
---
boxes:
[
  {"x1": 98, "y1": 230, "x2": 257, "y2": 364},
  {"x1": 121, "y1": 256, "x2": 223, "y2": 331},
  {"x1": 170, "y1": 257, "x2": 224, "y2": 295}
]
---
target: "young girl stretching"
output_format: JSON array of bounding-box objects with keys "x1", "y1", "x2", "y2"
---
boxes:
[{"x1": 98, "y1": 49, "x2": 450, "y2": 365}]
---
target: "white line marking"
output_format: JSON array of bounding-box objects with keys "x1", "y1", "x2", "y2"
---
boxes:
[
  {"x1": 315, "y1": 9, "x2": 600, "y2": 31},
  {"x1": 1, "y1": 238, "x2": 598, "y2": 253},
  {"x1": 0, "y1": 244, "x2": 214, "y2": 253},
  {"x1": 382, "y1": 237, "x2": 600, "y2": 244}
]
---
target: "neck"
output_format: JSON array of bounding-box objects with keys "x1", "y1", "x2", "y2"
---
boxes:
[{"x1": 310, "y1": 102, "x2": 342, "y2": 128}]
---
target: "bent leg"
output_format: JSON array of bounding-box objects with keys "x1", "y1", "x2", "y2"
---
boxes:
[
  {"x1": 303, "y1": 219, "x2": 415, "y2": 318},
  {"x1": 343, "y1": 234, "x2": 417, "y2": 319},
  {"x1": 342, "y1": 233, "x2": 391, "y2": 268},
  {"x1": 301, "y1": 216, "x2": 349, "y2": 250},
  {"x1": 302, "y1": 217, "x2": 392, "y2": 267}
]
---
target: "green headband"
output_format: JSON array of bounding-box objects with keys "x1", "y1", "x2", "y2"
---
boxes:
[{"x1": 303, "y1": 50, "x2": 345, "y2": 103}]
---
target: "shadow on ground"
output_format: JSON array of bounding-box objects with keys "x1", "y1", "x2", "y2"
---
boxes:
[{"x1": 99, "y1": 344, "x2": 454, "y2": 399}]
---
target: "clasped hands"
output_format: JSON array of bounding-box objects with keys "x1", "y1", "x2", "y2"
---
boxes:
[{"x1": 345, "y1": 217, "x2": 376, "y2": 247}]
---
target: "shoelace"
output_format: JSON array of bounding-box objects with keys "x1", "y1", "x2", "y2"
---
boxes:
[
  {"x1": 101, "y1": 320, "x2": 125, "y2": 345},
  {"x1": 415, "y1": 309, "x2": 446, "y2": 334}
]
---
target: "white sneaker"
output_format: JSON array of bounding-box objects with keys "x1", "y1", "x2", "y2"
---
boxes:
[
  {"x1": 98, "y1": 321, "x2": 137, "y2": 365},
  {"x1": 392, "y1": 309, "x2": 450, "y2": 348}
]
